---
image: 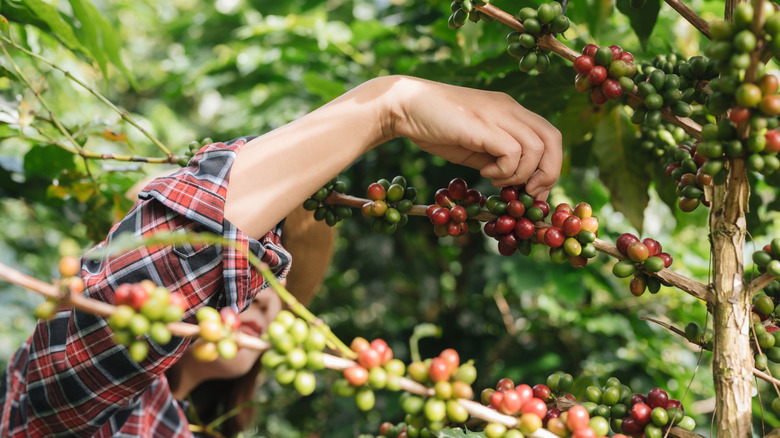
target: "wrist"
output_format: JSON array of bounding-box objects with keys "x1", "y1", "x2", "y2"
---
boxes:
[{"x1": 364, "y1": 75, "x2": 414, "y2": 144}]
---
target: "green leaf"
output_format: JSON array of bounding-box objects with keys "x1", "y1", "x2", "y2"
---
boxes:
[
  {"x1": 0, "y1": 14, "x2": 9, "y2": 36},
  {"x1": 438, "y1": 428, "x2": 487, "y2": 437},
  {"x1": 592, "y1": 106, "x2": 648, "y2": 232},
  {"x1": 615, "y1": 0, "x2": 661, "y2": 49},
  {"x1": 22, "y1": 145, "x2": 75, "y2": 179},
  {"x1": 67, "y1": 0, "x2": 136, "y2": 86},
  {"x1": 302, "y1": 71, "x2": 345, "y2": 103},
  {"x1": 22, "y1": 0, "x2": 82, "y2": 51},
  {"x1": 568, "y1": 0, "x2": 613, "y2": 41}
]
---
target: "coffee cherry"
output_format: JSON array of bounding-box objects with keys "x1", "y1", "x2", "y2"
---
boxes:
[
  {"x1": 573, "y1": 56, "x2": 596, "y2": 78},
  {"x1": 344, "y1": 365, "x2": 369, "y2": 386},
  {"x1": 192, "y1": 341, "x2": 220, "y2": 362},
  {"x1": 293, "y1": 369, "x2": 316, "y2": 396},
  {"x1": 429, "y1": 357, "x2": 451, "y2": 382},
  {"x1": 129, "y1": 340, "x2": 149, "y2": 362},
  {"x1": 150, "y1": 321, "x2": 172, "y2": 345},
  {"x1": 367, "y1": 183, "x2": 386, "y2": 201},
  {"x1": 58, "y1": 255, "x2": 81, "y2": 278},
  {"x1": 355, "y1": 387, "x2": 376, "y2": 411},
  {"x1": 358, "y1": 348, "x2": 382, "y2": 369},
  {"x1": 544, "y1": 227, "x2": 565, "y2": 248},
  {"x1": 616, "y1": 233, "x2": 639, "y2": 256},
  {"x1": 627, "y1": 241, "x2": 650, "y2": 262},
  {"x1": 647, "y1": 387, "x2": 669, "y2": 409},
  {"x1": 631, "y1": 402, "x2": 652, "y2": 425},
  {"x1": 448, "y1": 178, "x2": 468, "y2": 200},
  {"x1": 199, "y1": 320, "x2": 223, "y2": 343},
  {"x1": 567, "y1": 405, "x2": 590, "y2": 431}
]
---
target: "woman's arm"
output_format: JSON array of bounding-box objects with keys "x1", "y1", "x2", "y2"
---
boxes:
[{"x1": 225, "y1": 75, "x2": 562, "y2": 239}]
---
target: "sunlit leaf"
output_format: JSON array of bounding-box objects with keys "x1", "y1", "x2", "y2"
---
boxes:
[
  {"x1": 438, "y1": 428, "x2": 486, "y2": 437},
  {"x1": 615, "y1": 0, "x2": 661, "y2": 49},
  {"x1": 67, "y1": 0, "x2": 136, "y2": 86},
  {"x1": 592, "y1": 105, "x2": 648, "y2": 232},
  {"x1": 22, "y1": 0, "x2": 82, "y2": 51}
]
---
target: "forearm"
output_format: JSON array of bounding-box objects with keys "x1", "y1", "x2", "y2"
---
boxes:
[
  {"x1": 225, "y1": 76, "x2": 399, "y2": 238},
  {"x1": 225, "y1": 75, "x2": 563, "y2": 239}
]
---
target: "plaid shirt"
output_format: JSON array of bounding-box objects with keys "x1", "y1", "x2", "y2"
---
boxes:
[{"x1": 0, "y1": 138, "x2": 291, "y2": 437}]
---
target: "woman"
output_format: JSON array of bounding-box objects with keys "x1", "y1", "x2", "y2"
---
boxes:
[{"x1": 0, "y1": 76, "x2": 561, "y2": 437}]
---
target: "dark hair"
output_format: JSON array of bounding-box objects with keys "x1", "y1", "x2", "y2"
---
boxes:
[{"x1": 167, "y1": 359, "x2": 263, "y2": 438}]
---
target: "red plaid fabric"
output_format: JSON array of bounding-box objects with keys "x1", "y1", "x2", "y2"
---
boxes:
[{"x1": 0, "y1": 138, "x2": 291, "y2": 437}]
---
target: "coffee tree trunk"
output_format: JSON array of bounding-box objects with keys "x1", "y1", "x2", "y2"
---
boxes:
[{"x1": 709, "y1": 159, "x2": 753, "y2": 437}]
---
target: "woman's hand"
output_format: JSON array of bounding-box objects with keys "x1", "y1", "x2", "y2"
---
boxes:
[{"x1": 382, "y1": 76, "x2": 562, "y2": 200}]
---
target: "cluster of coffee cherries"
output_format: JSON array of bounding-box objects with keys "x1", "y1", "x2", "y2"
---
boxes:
[
  {"x1": 615, "y1": 388, "x2": 692, "y2": 437},
  {"x1": 611, "y1": 234, "x2": 673, "y2": 296},
  {"x1": 34, "y1": 255, "x2": 85, "y2": 320},
  {"x1": 189, "y1": 306, "x2": 244, "y2": 362},
  {"x1": 178, "y1": 137, "x2": 214, "y2": 167},
  {"x1": 107, "y1": 280, "x2": 186, "y2": 362},
  {"x1": 630, "y1": 54, "x2": 717, "y2": 128},
  {"x1": 630, "y1": 67, "x2": 695, "y2": 127},
  {"x1": 696, "y1": 93, "x2": 780, "y2": 178},
  {"x1": 483, "y1": 186, "x2": 547, "y2": 257},
  {"x1": 664, "y1": 143, "x2": 712, "y2": 212},
  {"x1": 573, "y1": 44, "x2": 636, "y2": 105},
  {"x1": 506, "y1": 2, "x2": 570, "y2": 74},
  {"x1": 748, "y1": 320, "x2": 780, "y2": 370},
  {"x1": 752, "y1": 239, "x2": 780, "y2": 277},
  {"x1": 480, "y1": 379, "x2": 552, "y2": 437},
  {"x1": 638, "y1": 121, "x2": 691, "y2": 161},
  {"x1": 334, "y1": 338, "x2": 406, "y2": 411},
  {"x1": 426, "y1": 178, "x2": 485, "y2": 237},
  {"x1": 705, "y1": 4, "x2": 780, "y2": 80},
  {"x1": 303, "y1": 178, "x2": 351, "y2": 226},
  {"x1": 362, "y1": 176, "x2": 418, "y2": 235},
  {"x1": 562, "y1": 375, "x2": 695, "y2": 437},
  {"x1": 447, "y1": 0, "x2": 493, "y2": 29},
  {"x1": 483, "y1": 187, "x2": 600, "y2": 267},
  {"x1": 402, "y1": 350, "x2": 476, "y2": 430},
  {"x1": 694, "y1": 5, "x2": 780, "y2": 175},
  {"x1": 261, "y1": 310, "x2": 327, "y2": 396}
]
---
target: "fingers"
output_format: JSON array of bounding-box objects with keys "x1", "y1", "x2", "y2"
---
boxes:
[{"x1": 481, "y1": 114, "x2": 562, "y2": 196}]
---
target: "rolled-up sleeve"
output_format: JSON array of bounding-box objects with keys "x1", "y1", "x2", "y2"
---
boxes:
[{"x1": 0, "y1": 138, "x2": 291, "y2": 437}]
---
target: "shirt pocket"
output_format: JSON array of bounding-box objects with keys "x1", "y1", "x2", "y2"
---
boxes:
[{"x1": 162, "y1": 222, "x2": 223, "y2": 296}]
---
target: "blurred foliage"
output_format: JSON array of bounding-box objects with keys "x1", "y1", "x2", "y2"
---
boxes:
[{"x1": 3, "y1": 0, "x2": 780, "y2": 437}]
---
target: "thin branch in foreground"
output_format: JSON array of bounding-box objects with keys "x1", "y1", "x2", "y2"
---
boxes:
[
  {"x1": 0, "y1": 35, "x2": 174, "y2": 159},
  {"x1": 0, "y1": 260, "x2": 572, "y2": 437}
]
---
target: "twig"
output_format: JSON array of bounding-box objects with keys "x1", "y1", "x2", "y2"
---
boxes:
[
  {"x1": 1, "y1": 45, "x2": 85, "y2": 156},
  {"x1": 592, "y1": 239, "x2": 711, "y2": 302},
  {"x1": 642, "y1": 315, "x2": 780, "y2": 388},
  {"x1": 748, "y1": 272, "x2": 777, "y2": 296},
  {"x1": 663, "y1": 0, "x2": 712, "y2": 39},
  {"x1": 492, "y1": 284, "x2": 518, "y2": 336},
  {"x1": 34, "y1": 130, "x2": 181, "y2": 164},
  {"x1": 325, "y1": 192, "x2": 711, "y2": 301}
]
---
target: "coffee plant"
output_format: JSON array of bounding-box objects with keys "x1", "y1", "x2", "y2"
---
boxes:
[{"x1": 8, "y1": 0, "x2": 780, "y2": 436}]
